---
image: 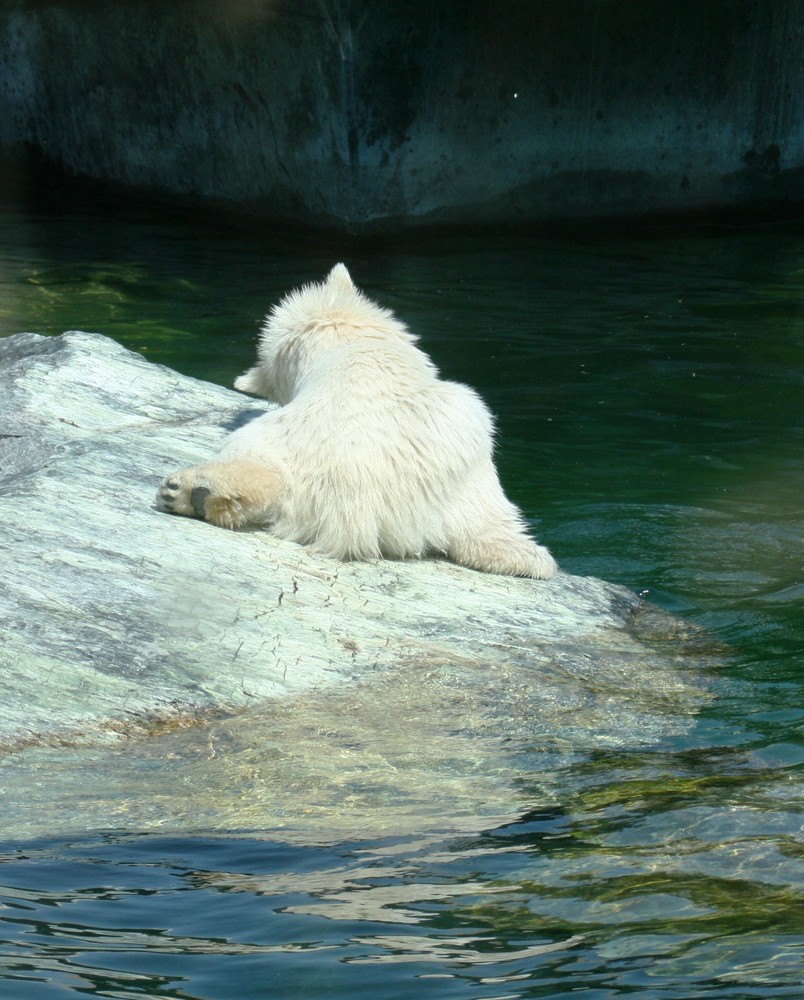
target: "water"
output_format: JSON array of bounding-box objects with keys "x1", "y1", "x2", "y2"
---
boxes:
[{"x1": 1, "y1": 181, "x2": 802, "y2": 997}]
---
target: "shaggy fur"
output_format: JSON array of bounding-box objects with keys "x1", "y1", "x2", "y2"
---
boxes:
[{"x1": 156, "y1": 264, "x2": 556, "y2": 579}]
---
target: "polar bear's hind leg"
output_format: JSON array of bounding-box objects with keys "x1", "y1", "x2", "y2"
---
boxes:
[
  {"x1": 156, "y1": 460, "x2": 286, "y2": 530},
  {"x1": 447, "y1": 526, "x2": 557, "y2": 579},
  {"x1": 443, "y1": 473, "x2": 557, "y2": 579}
]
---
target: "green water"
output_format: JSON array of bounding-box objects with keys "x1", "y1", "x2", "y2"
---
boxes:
[{"x1": 1, "y1": 187, "x2": 802, "y2": 997}]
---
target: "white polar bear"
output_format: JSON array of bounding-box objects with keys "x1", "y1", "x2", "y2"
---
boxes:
[{"x1": 156, "y1": 264, "x2": 556, "y2": 579}]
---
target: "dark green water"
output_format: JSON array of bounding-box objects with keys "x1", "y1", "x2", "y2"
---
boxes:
[{"x1": 1, "y1": 187, "x2": 802, "y2": 998}]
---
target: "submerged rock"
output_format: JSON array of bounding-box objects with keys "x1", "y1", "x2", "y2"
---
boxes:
[{"x1": 0, "y1": 332, "x2": 713, "y2": 840}]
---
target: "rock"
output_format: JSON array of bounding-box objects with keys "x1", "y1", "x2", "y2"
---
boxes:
[
  {"x1": 0, "y1": 332, "x2": 713, "y2": 840},
  {"x1": 1, "y1": 3, "x2": 802, "y2": 228}
]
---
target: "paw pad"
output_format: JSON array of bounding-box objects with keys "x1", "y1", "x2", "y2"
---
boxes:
[{"x1": 190, "y1": 486, "x2": 211, "y2": 517}]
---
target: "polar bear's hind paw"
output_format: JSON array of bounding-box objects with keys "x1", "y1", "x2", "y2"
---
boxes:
[
  {"x1": 156, "y1": 471, "x2": 248, "y2": 529},
  {"x1": 157, "y1": 471, "x2": 201, "y2": 518},
  {"x1": 156, "y1": 460, "x2": 286, "y2": 531}
]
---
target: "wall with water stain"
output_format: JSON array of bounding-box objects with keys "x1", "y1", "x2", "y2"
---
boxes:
[{"x1": 0, "y1": 0, "x2": 803, "y2": 228}]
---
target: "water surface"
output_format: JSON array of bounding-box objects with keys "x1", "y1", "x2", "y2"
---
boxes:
[{"x1": 1, "y1": 185, "x2": 802, "y2": 997}]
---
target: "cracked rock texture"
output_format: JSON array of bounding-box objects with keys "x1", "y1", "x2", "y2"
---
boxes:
[{"x1": 0, "y1": 332, "x2": 715, "y2": 839}]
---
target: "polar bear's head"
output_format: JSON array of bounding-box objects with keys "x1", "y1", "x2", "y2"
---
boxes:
[{"x1": 234, "y1": 264, "x2": 418, "y2": 404}]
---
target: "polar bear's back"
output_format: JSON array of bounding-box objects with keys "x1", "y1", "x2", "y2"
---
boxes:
[{"x1": 274, "y1": 344, "x2": 497, "y2": 560}]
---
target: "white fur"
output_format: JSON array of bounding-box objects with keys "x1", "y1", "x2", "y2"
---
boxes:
[{"x1": 156, "y1": 264, "x2": 556, "y2": 579}]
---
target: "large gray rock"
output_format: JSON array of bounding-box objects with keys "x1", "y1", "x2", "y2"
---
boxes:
[
  {"x1": 0, "y1": 332, "x2": 713, "y2": 840},
  {"x1": 0, "y1": 2, "x2": 802, "y2": 227}
]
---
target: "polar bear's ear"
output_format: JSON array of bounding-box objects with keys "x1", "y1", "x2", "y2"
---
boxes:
[{"x1": 326, "y1": 263, "x2": 354, "y2": 290}]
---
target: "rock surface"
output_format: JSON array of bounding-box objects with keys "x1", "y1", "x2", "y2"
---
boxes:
[
  {"x1": 0, "y1": 332, "x2": 713, "y2": 840},
  {"x1": 0, "y1": 2, "x2": 802, "y2": 227}
]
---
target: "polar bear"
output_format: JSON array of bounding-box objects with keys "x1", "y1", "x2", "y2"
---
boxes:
[{"x1": 156, "y1": 264, "x2": 556, "y2": 579}]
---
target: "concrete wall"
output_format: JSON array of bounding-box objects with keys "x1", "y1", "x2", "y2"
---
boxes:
[{"x1": 1, "y1": 0, "x2": 803, "y2": 229}]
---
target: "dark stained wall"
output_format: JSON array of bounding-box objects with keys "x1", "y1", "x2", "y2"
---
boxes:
[{"x1": 0, "y1": 0, "x2": 803, "y2": 228}]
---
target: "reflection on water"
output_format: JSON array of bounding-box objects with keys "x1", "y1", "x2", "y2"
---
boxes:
[{"x1": 0, "y1": 184, "x2": 802, "y2": 998}]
